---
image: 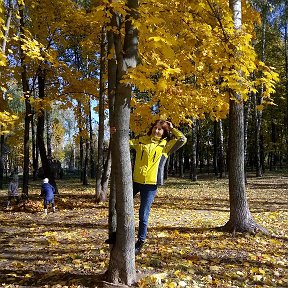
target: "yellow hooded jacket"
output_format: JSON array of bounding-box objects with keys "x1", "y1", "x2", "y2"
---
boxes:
[{"x1": 130, "y1": 128, "x2": 187, "y2": 185}]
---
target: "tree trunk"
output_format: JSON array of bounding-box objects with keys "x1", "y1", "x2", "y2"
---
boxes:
[
  {"x1": 96, "y1": 27, "x2": 107, "y2": 201},
  {"x1": 82, "y1": 136, "x2": 89, "y2": 185},
  {"x1": 0, "y1": 139, "x2": 3, "y2": 189},
  {"x1": 223, "y1": 0, "x2": 268, "y2": 234},
  {"x1": 179, "y1": 149, "x2": 184, "y2": 178},
  {"x1": 0, "y1": 0, "x2": 14, "y2": 189},
  {"x1": 107, "y1": 0, "x2": 138, "y2": 285},
  {"x1": 190, "y1": 119, "x2": 197, "y2": 181},
  {"x1": 31, "y1": 114, "x2": 39, "y2": 180},
  {"x1": 213, "y1": 121, "x2": 218, "y2": 176},
  {"x1": 269, "y1": 121, "x2": 277, "y2": 170},
  {"x1": 78, "y1": 104, "x2": 84, "y2": 182},
  {"x1": 244, "y1": 96, "x2": 250, "y2": 182},
  {"x1": 218, "y1": 120, "x2": 225, "y2": 178},
  {"x1": 107, "y1": 25, "x2": 117, "y2": 241},
  {"x1": 37, "y1": 72, "x2": 58, "y2": 193},
  {"x1": 19, "y1": 3, "x2": 31, "y2": 199},
  {"x1": 284, "y1": 16, "x2": 288, "y2": 167},
  {"x1": 255, "y1": 4, "x2": 267, "y2": 177},
  {"x1": 46, "y1": 110, "x2": 52, "y2": 161},
  {"x1": 89, "y1": 100, "x2": 96, "y2": 178}
]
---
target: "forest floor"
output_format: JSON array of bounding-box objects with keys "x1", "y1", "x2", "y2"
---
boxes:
[{"x1": 0, "y1": 173, "x2": 287, "y2": 288}]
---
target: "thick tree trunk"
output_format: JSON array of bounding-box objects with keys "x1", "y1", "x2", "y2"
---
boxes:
[
  {"x1": 107, "y1": 0, "x2": 138, "y2": 285},
  {"x1": 223, "y1": 0, "x2": 268, "y2": 234}
]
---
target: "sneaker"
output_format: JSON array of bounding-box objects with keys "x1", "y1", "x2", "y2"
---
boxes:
[
  {"x1": 44, "y1": 209, "x2": 48, "y2": 215},
  {"x1": 135, "y1": 239, "x2": 144, "y2": 255}
]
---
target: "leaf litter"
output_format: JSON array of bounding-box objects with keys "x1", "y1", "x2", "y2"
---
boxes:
[{"x1": 0, "y1": 174, "x2": 287, "y2": 287}]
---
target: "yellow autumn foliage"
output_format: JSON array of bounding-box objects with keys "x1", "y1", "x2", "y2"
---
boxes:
[
  {"x1": 0, "y1": 0, "x2": 280, "y2": 137},
  {"x1": 122, "y1": 0, "x2": 279, "y2": 133}
]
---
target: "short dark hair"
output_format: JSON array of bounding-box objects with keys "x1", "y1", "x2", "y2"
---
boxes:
[{"x1": 147, "y1": 120, "x2": 170, "y2": 139}]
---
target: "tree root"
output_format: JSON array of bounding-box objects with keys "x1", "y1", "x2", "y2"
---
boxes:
[{"x1": 218, "y1": 218, "x2": 269, "y2": 235}]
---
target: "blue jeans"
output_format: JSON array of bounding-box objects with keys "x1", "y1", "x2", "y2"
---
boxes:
[{"x1": 133, "y1": 182, "x2": 157, "y2": 242}]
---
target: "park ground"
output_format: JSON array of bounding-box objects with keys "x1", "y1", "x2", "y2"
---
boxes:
[{"x1": 0, "y1": 173, "x2": 287, "y2": 288}]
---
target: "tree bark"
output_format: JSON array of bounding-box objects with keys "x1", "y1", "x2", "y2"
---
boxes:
[
  {"x1": 179, "y1": 149, "x2": 184, "y2": 178},
  {"x1": 89, "y1": 100, "x2": 96, "y2": 178},
  {"x1": 190, "y1": 119, "x2": 197, "y2": 181},
  {"x1": 37, "y1": 72, "x2": 58, "y2": 193},
  {"x1": 46, "y1": 110, "x2": 52, "y2": 161},
  {"x1": 223, "y1": 0, "x2": 268, "y2": 234},
  {"x1": 213, "y1": 121, "x2": 218, "y2": 176},
  {"x1": 78, "y1": 102, "x2": 84, "y2": 182},
  {"x1": 31, "y1": 113, "x2": 39, "y2": 180},
  {"x1": 19, "y1": 3, "x2": 31, "y2": 199},
  {"x1": 244, "y1": 96, "x2": 250, "y2": 182},
  {"x1": 107, "y1": 0, "x2": 138, "y2": 285},
  {"x1": 107, "y1": 25, "x2": 117, "y2": 241},
  {"x1": 284, "y1": 12, "x2": 288, "y2": 168},
  {"x1": 0, "y1": 0, "x2": 14, "y2": 189},
  {"x1": 218, "y1": 120, "x2": 225, "y2": 178},
  {"x1": 96, "y1": 27, "x2": 107, "y2": 201},
  {"x1": 82, "y1": 129, "x2": 89, "y2": 185}
]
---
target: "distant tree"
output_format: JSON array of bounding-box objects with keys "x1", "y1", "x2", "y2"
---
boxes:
[{"x1": 19, "y1": 2, "x2": 32, "y2": 198}]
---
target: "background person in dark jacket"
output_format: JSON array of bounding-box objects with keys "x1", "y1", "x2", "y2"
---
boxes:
[
  {"x1": 7, "y1": 174, "x2": 19, "y2": 208},
  {"x1": 41, "y1": 178, "x2": 56, "y2": 214}
]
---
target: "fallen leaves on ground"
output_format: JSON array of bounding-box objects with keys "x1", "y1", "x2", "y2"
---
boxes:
[{"x1": 0, "y1": 173, "x2": 287, "y2": 287}]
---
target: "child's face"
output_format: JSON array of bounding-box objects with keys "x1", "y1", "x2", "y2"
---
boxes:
[{"x1": 152, "y1": 123, "x2": 164, "y2": 137}]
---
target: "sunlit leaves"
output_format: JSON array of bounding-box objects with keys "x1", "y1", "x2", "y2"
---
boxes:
[
  {"x1": 121, "y1": 0, "x2": 279, "y2": 133},
  {"x1": 0, "y1": 111, "x2": 18, "y2": 135}
]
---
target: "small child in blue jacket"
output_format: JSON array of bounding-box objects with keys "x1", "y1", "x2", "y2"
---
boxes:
[{"x1": 41, "y1": 178, "x2": 56, "y2": 214}]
